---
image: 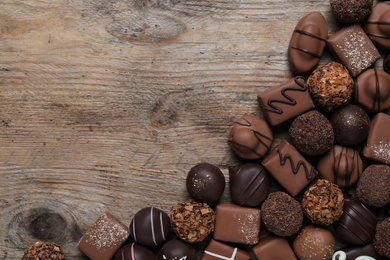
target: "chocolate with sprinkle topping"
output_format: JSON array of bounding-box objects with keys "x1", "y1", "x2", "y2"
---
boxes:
[
  {"x1": 374, "y1": 218, "x2": 390, "y2": 258},
  {"x1": 22, "y1": 241, "x2": 65, "y2": 260}
]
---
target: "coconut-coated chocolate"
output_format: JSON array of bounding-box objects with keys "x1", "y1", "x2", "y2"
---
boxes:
[
  {"x1": 115, "y1": 243, "x2": 155, "y2": 260},
  {"x1": 157, "y1": 239, "x2": 197, "y2": 260}
]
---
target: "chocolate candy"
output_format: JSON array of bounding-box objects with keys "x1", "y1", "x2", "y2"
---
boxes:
[
  {"x1": 355, "y1": 69, "x2": 390, "y2": 113},
  {"x1": 332, "y1": 243, "x2": 378, "y2": 260},
  {"x1": 186, "y1": 162, "x2": 225, "y2": 204},
  {"x1": 365, "y1": 1, "x2": 390, "y2": 49},
  {"x1": 213, "y1": 203, "x2": 260, "y2": 245},
  {"x1": 335, "y1": 200, "x2": 377, "y2": 245},
  {"x1": 22, "y1": 241, "x2": 65, "y2": 260},
  {"x1": 157, "y1": 240, "x2": 197, "y2": 260},
  {"x1": 129, "y1": 207, "x2": 171, "y2": 247},
  {"x1": 288, "y1": 12, "x2": 327, "y2": 75},
  {"x1": 253, "y1": 236, "x2": 297, "y2": 260},
  {"x1": 362, "y1": 112, "x2": 390, "y2": 164},
  {"x1": 330, "y1": 0, "x2": 373, "y2": 23},
  {"x1": 373, "y1": 218, "x2": 390, "y2": 258},
  {"x1": 262, "y1": 140, "x2": 317, "y2": 197},
  {"x1": 257, "y1": 76, "x2": 315, "y2": 126},
  {"x1": 317, "y1": 145, "x2": 363, "y2": 188},
  {"x1": 327, "y1": 25, "x2": 380, "y2": 77},
  {"x1": 115, "y1": 243, "x2": 155, "y2": 260},
  {"x1": 229, "y1": 163, "x2": 268, "y2": 207},
  {"x1": 78, "y1": 212, "x2": 129, "y2": 260},
  {"x1": 228, "y1": 113, "x2": 273, "y2": 160},
  {"x1": 201, "y1": 239, "x2": 250, "y2": 260},
  {"x1": 384, "y1": 54, "x2": 390, "y2": 74}
]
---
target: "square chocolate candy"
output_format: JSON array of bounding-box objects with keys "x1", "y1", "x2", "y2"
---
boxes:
[
  {"x1": 201, "y1": 239, "x2": 250, "y2": 260},
  {"x1": 253, "y1": 236, "x2": 297, "y2": 260},
  {"x1": 261, "y1": 140, "x2": 318, "y2": 197}
]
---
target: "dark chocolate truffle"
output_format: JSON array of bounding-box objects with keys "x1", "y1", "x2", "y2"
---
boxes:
[
  {"x1": 365, "y1": 1, "x2": 390, "y2": 49},
  {"x1": 293, "y1": 225, "x2": 335, "y2": 260},
  {"x1": 373, "y1": 218, "x2": 390, "y2": 258},
  {"x1": 330, "y1": 0, "x2": 373, "y2": 23},
  {"x1": 157, "y1": 239, "x2": 197, "y2": 260},
  {"x1": 115, "y1": 243, "x2": 155, "y2": 260},
  {"x1": 384, "y1": 54, "x2": 390, "y2": 74},
  {"x1": 229, "y1": 163, "x2": 269, "y2": 207},
  {"x1": 356, "y1": 164, "x2": 390, "y2": 207},
  {"x1": 186, "y1": 162, "x2": 225, "y2": 204},
  {"x1": 289, "y1": 110, "x2": 334, "y2": 156},
  {"x1": 261, "y1": 191, "x2": 303, "y2": 237},
  {"x1": 335, "y1": 200, "x2": 377, "y2": 245},
  {"x1": 330, "y1": 105, "x2": 370, "y2": 146},
  {"x1": 129, "y1": 207, "x2": 171, "y2": 247},
  {"x1": 22, "y1": 241, "x2": 65, "y2": 260},
  {"x1": 332, "y1": 243, "x2": 378, "y2": 260}
]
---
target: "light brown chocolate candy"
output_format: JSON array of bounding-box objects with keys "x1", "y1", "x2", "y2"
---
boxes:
[
  {"x1": 253, "y1": 236, "x2": 297, "y2": 260},
  {"x1": 365, "y1": 1, "x2": 390, "y2": 49}
]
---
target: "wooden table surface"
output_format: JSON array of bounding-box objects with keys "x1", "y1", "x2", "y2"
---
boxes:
[{"x1": 0, "y1": 0, "x2": 388, "y2": 259}]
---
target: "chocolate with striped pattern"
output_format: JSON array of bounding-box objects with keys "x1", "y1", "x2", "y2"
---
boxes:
[{"x1": 115, "y1": 243, "x2": 155, "y2": 260}]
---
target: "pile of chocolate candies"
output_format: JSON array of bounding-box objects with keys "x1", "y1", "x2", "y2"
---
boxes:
[{"x1": 22, "y1": 1, "x2": 390, "y2": 260}]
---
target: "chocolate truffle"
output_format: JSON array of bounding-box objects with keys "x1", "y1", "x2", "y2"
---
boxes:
[
  {"x1": 373, "y1": 218, "x2": 390, "y2": 258},
  {"x1": 261, "y1": 192, "x2": 303, "y2": 237},
  {"x1": 228, "y1": 113, "x2": 273, "y2": 160},
  {"x1": 253, "y1": 236, "x2": 297, "y2": 260},
  {"x1": 288, "y1": 12, "x2": 327, "y2": 75},
  {"x1": 170, "y1": 200, "x2": 214, "y2": 243},
  {"x1": 332, "y1": 243, "x2": 378, "y2": 260},
  {"x1": 289, "y1": 110, "x2": 334, "y2": 156},
  {"x1": 307, "y1": 62, "x2": 354, "y2": 112},
  {"x1": 384, "y1": 54, "x2": 390, "y2": 74},
  {"x1": 330, "y1": 0, "x2": 373, "y2": 23},
  {"x1": 129, "y1": 207, "x2": 171, "y2": 247},
  {"x1": 365, "y1": 1, "x2": 390, "y2": 49},
  {"x1": 229, "y1": 163, "x2": 269, "y2": 207},
  {"x1": 115, "y1": 243, "x2": 155, "y2": 260},
  {"x1": 302, "y1": 179, "x2": 344, "y2": 226},
  {"x1": 157, "y1": 240, "x2": 197, "y2": 260},
  {"x1": 201, "y1": 239, "x2": 250, "y2": 260},
  {"x1": 186, "y1": 162, "x2": 225, "y2": 204},
  {"x1": 293, "y1": 225, "x2": 335, "y2": 260},
  {"x1": 22, "y1": 241, "x2": 65, "y2": 260},
  {"x1": 317, "y1": 145, "x2": 363, "y2": 188},
  {"x1": 335, "y1": 200, "x2": 377, "y2": 245},
  {"x1": 356, "y1": 164, "x2": 390, "y2": 207},
  {"x1": 330, "y1": 105, "x2": 370, "y2": 146}
]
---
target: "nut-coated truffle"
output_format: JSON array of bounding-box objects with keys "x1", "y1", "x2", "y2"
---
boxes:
[
  {"x1": 330, "y1": 0, "x2": 373, "y2": 23},
  {"x1": 374, "y1": 218, "x2": 390, "y2": 258},
  {"x1": 22, "y1": 241, "x2": 66, "y2": 260},
  {"x1": 289, "y1": 110, "x2": 334, "y2": 156}
]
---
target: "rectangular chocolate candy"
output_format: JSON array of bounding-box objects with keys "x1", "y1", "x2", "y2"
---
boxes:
[
  {"x1": 253, "y1": 236, "x2": 297, "y2": 260},
  {"x1": 201, "y1": 239, "x2": 250, "y2": 260}
]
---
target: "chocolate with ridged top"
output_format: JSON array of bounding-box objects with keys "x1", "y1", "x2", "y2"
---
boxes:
[
  {"x1": 115, "y1": 243, "x2": 155, "y2": 260},
  {"x1": 157, "y1": 240, "x2": 197, "y2": 260},
  {"x1": 201, "y1": 239, "x2": 250, "y2": 260},
  {"x1": 365, "y1": 1, "x2": 390, "y2": 49},
  {"x1": 332, "y1": 243, "x2": 378, "y2": 260}
]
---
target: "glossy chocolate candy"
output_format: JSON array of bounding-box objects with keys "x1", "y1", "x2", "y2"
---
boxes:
[
  {"x1": 253, "y1": 236, "x2": 297, "y2": 260},
  {"x1": 365, "y1": 1, "x2": 390, "y2": 49},
  {"x1": 332, "y1": 243, "x2": 378, "y2": 260},
  {"x1": 157, "y1": 239, "x2": 197, "y2": 260},
  {"x1": 201, "y1": 239, "x2": 250, "y2": 260},
  {"x1": 115, "y1": 243, "x2": 155, "y2": 260}
]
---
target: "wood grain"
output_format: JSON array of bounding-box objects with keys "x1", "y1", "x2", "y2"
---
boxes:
[{"x1": 0, "y1": 0, "x2": 388, "y2": 259}]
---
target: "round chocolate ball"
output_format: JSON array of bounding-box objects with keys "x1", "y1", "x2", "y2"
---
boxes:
[
  {"x1": 115, "y1": 243, "x2": 155, "y2": 260},
  {"x1": 129, "y1": 207, "x2": 171, "y2": 247},
  {"x1": 186, "y1": 162, "x2": 225, "y2": 204},
  {"x1": 357, "y1": 164, "x2": 390, "y2": 207},
  {"x1": 384, "y1": 54, "x2": 390, "y2": 74},
  {"x1": 157, "y1": 239, "x2": 197, "y2": 260},
  {"x1": 330, "y1": 0, "x2": 373, "y2": 23},
  {"x1": 374, "y1": 218, "x2": 390, "y2": 258},
  {"x1": 22, "y1": 241, "x2": 65, "y2": 260},
  {"x1": 289, "y1": 110, "x2": 334, "y2": 156},
  {"x1": 293, "y1": 225, "x2": 335, "y2": 260},
  {"x1": 229, "y1": 163, "x2": 269, "y2": 207},
  {"x1": 261, "y1": 191, "x2": 303, "y2": 237},
  {"x1": 330, "y1": 105, "x2": 370, "y2": 146}
]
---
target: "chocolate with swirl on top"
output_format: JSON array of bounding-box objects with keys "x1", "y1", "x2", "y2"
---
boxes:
[{"x1": 365, "y1": 1, "x2": 390, "y2": 49}]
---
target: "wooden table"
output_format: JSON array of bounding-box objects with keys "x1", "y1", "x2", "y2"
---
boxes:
[{"x1": 0, "y1": 0, "x2": 387, "y2": 259}]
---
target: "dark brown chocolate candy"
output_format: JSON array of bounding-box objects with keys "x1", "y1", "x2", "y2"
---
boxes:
[
  {"x1": 384, "y1": 54, "x2": 390, "y2": 74},
  {"x1": 365, "y1": 1, "x2": 390, "y2": 49},
  {"x1": 335, "y1": 200, "x2": 377, "y2": 245},
  {"x1": 373, "y1": 218, "x2": 390, "y2": 258},
  {"x1": 229, "y1": 163, "x2": 269, "y2": 207},
  {"x1": 288, "y1": 12, "x2": 327, "y2": 75},
  {"x1": 186, "y1": 162, "x2": 225, "y2": 204},
  {"x1": 115, "y1": 243, "x2": 155, "y2": 260},
  {"x1": 332, "y1": 243, "x2": 378, "y2": 260},
  {"x1": 355, "y1": 69, "x2": 390, "y2": 113},
  {"x1": 330, "y1": 0, "x2": 373, "y2": 23},
  {"x1": 129, "y1": 207, "x2": 171, "y2": 247},
  {"x1": 253, "y1": 236, "x2": 297, "y2": 260},
  {"x1": 157, "y1": 239, "x2": 197, "y2": 260},
  {"x1": 327, "y1": 25, "x2": 380, "y2": 77},
  {"x1": 261, "y1": 140, "x2": 317, "y2": 197},
  {"x1": 201, "y1": 239, "x2": 250, "y2": 260},
  {"x1": 257, "y1": 76, "x2": 315, "y2": 126}
]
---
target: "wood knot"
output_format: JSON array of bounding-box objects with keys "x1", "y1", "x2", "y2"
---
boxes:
[{"x1": 27, "y1": 209, "x2": 67, "y2": 241}]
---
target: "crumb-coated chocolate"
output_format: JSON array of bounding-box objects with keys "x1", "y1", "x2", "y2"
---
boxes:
[
  {"x1": 129, "y1": 207, "x2": 171, "y2": 247},
  {"x1": 384, "y1": 54, "x2": 390, "y2": 74},
  {"x1": 374, "y1": 218, "x2": 390, "y2": 258},
  {"x1": 330, "y1": 0, "x2": 373, "y2": 23},
  {"x1": 317, "y1": 145, "x2": 362, "y2": 188},
  {"x1": 302, "y1": 179, "x2": 344, "y2": 226},
  {"x1": 332, "y1": 243, "x2": 378, "y2": 260},
  {"x1": 22, "y1": 241, "x2": 65, "y2": 260},
  {"x1": 356, "y1": 164, "x2": 390, "y2": 207},
  {"x1": 186, "y1": 162, "x2": 225, "y2": 204},
  {"x1": 335, "y1": 200, "x2": 377, "y2": 245},
  {"x1": 293, "y1": 225, "x2": 335, "y2": 260},
  {"x1": 330, "y1": 105, "x2": 370, "y2": 146},
  {"x1": 289, "y1": 110, "x2": 334, "y2": 156},
  {"x1": 288, "y1": 12, "x2": 327, "y2": 75},
  {"x1": 170, "y1": 200, "x2": 214, "y2": 243},
  {"x1": 229, "y1": 163, "x2": 268, "y2": 207},
  {"x1": 253, "y1": 236, "x2": 297, "y2": 260},
  {"x1": 157, "y1": 240, "x2": 197, "y2": 260},
  {"x1": 365, "y1": 2, "x2": 390, "y2": 49},
  {"x1": 261, "y1": 192, "x2": 303, "y2": 237},
  {"x1": 201, "y1": 239, "x2": 250, "y2": 260},
  {"x1": 307, "y1": 62, "x2": 354, "y2": 112},
  {"x1": 228, "y1": 113, "x2": 273, "y2": 160},
  {"x1": 115, "y1": 243, "x2": 155, "y2": 260}
]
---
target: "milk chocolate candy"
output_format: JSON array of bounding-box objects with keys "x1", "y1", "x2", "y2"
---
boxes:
[
  {"x1": 355, "y1": 68, "x2": 390, "y2": 113},
  {"x1": 362, "y1": 112, "x2": 390, "y2": 165},
  {"x1": 253, "y1": 236, "x2": 297, "y2": 260},
  {"x1": 327, "y1": 25, "x2": 380, "y2": 77},
  {"x1": 288, "y1": 12, "x2": 327, "y2": 75},
  {"x1": 257, "y1": 76, "x2": 315, "y2": 126},
  {"x1": 201, "y1": 239, "x2": 250, "y2": 260},
  {"x1": 213, "y1": 204, "x2": 261, "y2": 245},
  {"x1": 365, "y1": 1, "x2": 390, "y2": 49},
  {"x1": 261, "y1": 140, "x2": 318, "y2": 197},
  {"x1": 332, "y1": 243, "x2": 378, "y2": 260}
]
